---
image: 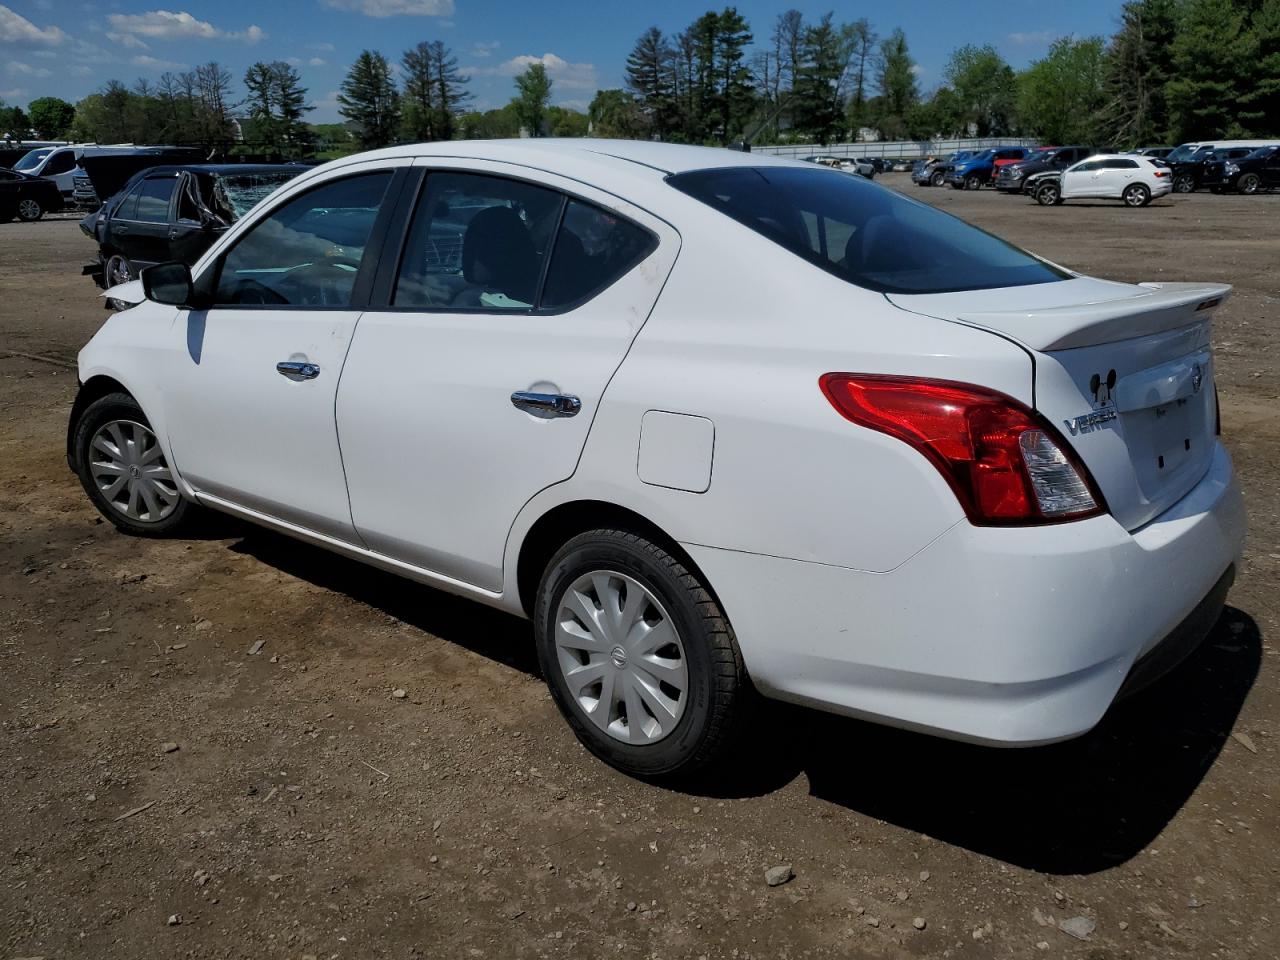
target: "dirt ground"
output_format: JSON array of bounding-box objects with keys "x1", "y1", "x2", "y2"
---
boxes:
[{"x1": 2, "y1": 179, "x2": 1278, "y2": 960}]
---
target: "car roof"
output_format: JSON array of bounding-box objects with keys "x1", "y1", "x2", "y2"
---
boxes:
[{"x1": 135, "y1": 163, "x2": 304, "y2": 177}]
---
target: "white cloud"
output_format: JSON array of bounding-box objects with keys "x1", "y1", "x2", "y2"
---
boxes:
[
  {"x1": 474, "y1": 52, "x2": 599, "y2": 91},
  {"x1": 106, "y1": 10, "x2": 265, "y2": 45},
  {"x1": 132, "y1": 54, "x2": 186, "y2": 69},
  {"x1": 1007, "y1": 30, "x2": 1052, "y2": 46},
  {"x1": 6, "y1": 60, "x2": 52, "y2": 77},
  {"x1": 309, "y1": 57, "x2": 327, "y2": 67},
  {"x1": 469, "y1": 40, "x2": 499, "y2": 58},
  {"x1": 324, "y1": 0, "x2": 453, "y2": 17},
  {"x1": 315, "y1": 89, "x2": 342, "y2": 109},
  {"x1": 312, "y1": 41, "x2": 335, "y2": 52},
  {"x1": 70, "y1": 64, "x2": 92, "y2": 76},
  {"x1": 0, "y1": 4, "x2": 66, "y2": 44},
  {"x1": 107, "y1": 31, "x2": 150, "y2": 50},
  {"x1": 0, "y1": 86, "x2": 26, "y2": 99}
]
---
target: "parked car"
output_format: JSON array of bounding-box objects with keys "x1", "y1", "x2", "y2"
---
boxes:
[
  {"x1": 0, "y1": 166, "x2": 66, "y2": 222},
  {"x1": 947, "y1": 146, "x2": 1032, "y2": 190},
  {"x1": 891, "y1": 158, "x2": 913, "y2": 172},
  {"x1": 1032, "y1": 155, "x2": 1172, "y2": 207},
  {"x1": 1129, "y1": 146, "x2": 1173, "y2": 160},
  {"x1": 72, "y1": 148, "x2": 206, "y2": 210},
  {"x1": 1164, "y1": 140, "x2": 1280, "y2": 192},
  {"x1": 68, "y1": 140, "x2": 1244, "y2": 779},
  {"x1": 10, "y1": 144, "x2": 189, "y2": 202},
  {"x1": 81, "y1": 164, "x2": 301, "y2": 294},
  {"x1": 993, "y1": 146, "x2": 1099, "y2": 193},
  {"x1": 1200, "y1": 144, "x2": 1280, "y2": 194},
  {"x1": 803, "y1": 154, "x2": 874, "y2": 178},
  {"x1": 912, "y1": 150, "x2": 973, "y2": 187}
]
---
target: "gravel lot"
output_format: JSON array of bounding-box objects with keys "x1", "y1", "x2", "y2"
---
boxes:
[{"x1": 2, "y1": 177, "x2": 1278, "y2": 959}]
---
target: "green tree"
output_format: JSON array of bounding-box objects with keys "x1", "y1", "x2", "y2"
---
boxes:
[
  {"x1": 244, "y1": 61, "x2": 313, "y2": 155},
  {"x1": 588, "y1": 88, "x2": 647, "y2": 138},
  {"x1": 0, "y1": 100, "x2": 30, "y2": 138},
  {"x1": 1166, "y1": 0, "x2": 1256, "y2": 140},
  {"x1": 27, "y1": 96, "x2": 75, "y2": 139},
  {"x1": 459, "y1": 103, "x2": 521, "y2": 139},
  {"x1": 791, "y1": 13, "x2": 855, "y2": 145},
  {"x1": 402, "y1": 41, "x2": 469, "y2": 142},
  {"x1": 339, "y1": 50, "x2": 401, "y2": 149},
  {"x1": 513, "y1": 61, "x2": 552, "y2": 136},
  {"x1": 1097, "y1": 0, "x2": 1179, "y2": 146},
  {"x1": 626, "y1": 26, "x2": 677, "y2": 138},
  {"x1": 243, "y1": 62, "x2": 281, "y2": 145},
  {"x1": 944, "y1": 44, "x2": 1018, "y2": 136},
  {"x1": 713, "y1": 7, "x2": 755, "y2": 144},
  {"x1": 1016, "y1": 37, "x2": 1107, "y2": 144},
  {"x1": 843, "y1": 19, "x2": 877, "y2": 137},
  {"x1": 546, "y1": 105, "x2": 589, "y2": 137},
  {"x1": 874, "y1": 29, "x2": 918, "y2": 139}
]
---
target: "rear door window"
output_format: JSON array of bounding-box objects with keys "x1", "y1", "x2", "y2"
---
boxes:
[
  {"x1": 134, "y1": 177, "x2": 177, "y2": 223},
  {"x1": 540, "y1": 201, "x2": 656, "y2": 310}
]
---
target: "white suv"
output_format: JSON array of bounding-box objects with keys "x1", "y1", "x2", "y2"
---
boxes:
[
  {"x1": 69, "y1": 140, "x2": 1244, "y2": 778},
  {"x1": 1050, "y1": 154, "x2": 1174, "y2": 207}
]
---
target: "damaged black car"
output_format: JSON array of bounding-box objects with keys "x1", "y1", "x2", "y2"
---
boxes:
[{"x1": 81, "y1": 164, "x2": 302, "y2": 293}]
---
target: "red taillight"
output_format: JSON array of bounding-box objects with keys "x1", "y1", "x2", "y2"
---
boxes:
[
  {"x1": 819, "y1": 374, "x2": 1106, "y2": 525},
  {"x1": 1154, "y1": 170, "x2": 1170, "y2": 178}
]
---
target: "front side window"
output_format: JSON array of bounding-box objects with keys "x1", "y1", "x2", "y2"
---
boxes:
[
  {"x1": 43, "y1": 150, "x2": 76, "y2": 175},
  {"x1": 668, "y1": 166, "x2": 1067, "y2": 295},
  {"x1": 134, "y1": 177, "x2": 177, "y2": 222},
  {"x1": 213, "y1": 171, "x2": 391, "y2": 307}
]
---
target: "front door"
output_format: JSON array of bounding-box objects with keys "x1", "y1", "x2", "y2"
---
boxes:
[
  {"x1": 163, "y1": 166, "x2": 402, "y2": 542},
  {"x1": 336, "y1": 163, "x2": 679, "y2": 590},
  {"x1": 116, "y1": 173, "x2": 181, "y2": 269},
  {"x1": 1262, "y1": 148, "x2": 1280, "y2": 187}
]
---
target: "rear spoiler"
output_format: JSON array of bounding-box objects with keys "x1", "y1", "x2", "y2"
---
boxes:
[{"x1": 957, "y1": 282, "x2": 1232, "y2": 351}]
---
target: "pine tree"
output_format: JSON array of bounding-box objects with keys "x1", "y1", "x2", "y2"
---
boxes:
[
  {"x1": 791, "y1": 13, "x2": 855, "y2": 145},
  {"x1": 714, "y1": 8, "x2": 754, "y2": 144},
  {"x1": 844, "y1": 20, "x2": 877, "y2": 137},
  {"x1": 339, "y1": 50, "x2": 401, "y2": 149},
  {"x1": 874, "y1": 29, "x2": 918, "y2": 139},
  {"x1": 402, "y1": 41, "x2": 469, "y2": 142},
  {"x1": 1098, "y1": 0, "x2": 1179, "y2": 145},
  {"x1": 626, "y1": 27, "x2": 676, "y2": 138}
]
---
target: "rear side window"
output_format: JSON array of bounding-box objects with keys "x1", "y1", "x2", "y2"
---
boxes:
[
  {"x1": 540, "y1": 201, "x2": 656, "y2": 309},
  {"x1": 134, "y1": 177, "x2": 176, "y2": 222},
  {"x1": 668, "y1": 166, "x2": 1067, "y2": 295}
]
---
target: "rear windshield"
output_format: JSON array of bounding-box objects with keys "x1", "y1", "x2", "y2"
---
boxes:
[{"x1": 667, "y1": 166, "x2": 1068, "y2": 295}]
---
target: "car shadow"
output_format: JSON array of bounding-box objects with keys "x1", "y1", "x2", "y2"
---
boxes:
[{"x1": 223, "y1": 524, "x2": 1259, "y2": 876}]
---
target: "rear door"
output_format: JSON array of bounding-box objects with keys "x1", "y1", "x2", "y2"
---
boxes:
[
  {"x1": 1094, "y1": 158, "x2": 1139, "y2": 197},
  {"x1": 1265, "y1": 147, "x2": 1280, "y2": 186},
  {"x1": 889, "y1": 278, "x2": 1227, "y2": 530},
  {"x1": 335, "y1": 160, "x2": 679, "y2": 590}
]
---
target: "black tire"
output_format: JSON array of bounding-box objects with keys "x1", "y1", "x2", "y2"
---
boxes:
[
  {"x1": 71, "y1": 391, "x2": 195, "y2": 537},
  {"x1": 1239, "y1": 173, "x2": 1261, "y2": 195},
  {"x1": 1122, "y1": 183, "x2": 1151, "y2": 207},
  {"x1": 965, "y1": 174, "x2": 983, "y2": 191},
  {"x1": 1173, "y1": 173, "x2": 1195, "y2": 193},
  {"x1": 16, "y1": 197, "x2": 43, "y2": 222},
  {"x1": 104, "y1": 254, "x2": 135, "y2": 308},
  {"x1": 534, "y1": 529, "x2": 749, "y2": 780},
  {"x1": 929, "y1": 170, "x2": 945, "y2": 187},
  {"x1": 1035, "y1": 182, "x2": 1061, "y2": 206}
]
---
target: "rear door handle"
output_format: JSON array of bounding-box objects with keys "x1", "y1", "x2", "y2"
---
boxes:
[
  {"x1": 510, "y1": 391, "x2": 581, "y2": 417},
  {"x1": 277, "y1": 361, "x2": 320, "y2": 380}
]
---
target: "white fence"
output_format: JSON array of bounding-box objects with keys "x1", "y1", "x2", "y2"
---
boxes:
[{"x1": 752, "y1": 138, "x2": 1039, "y2": 161}]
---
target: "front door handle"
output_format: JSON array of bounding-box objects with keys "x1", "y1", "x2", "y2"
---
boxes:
[
  {"x1": 277, "y1": 360, "x2": 320, "y2": 380},
  {"x1": 510, "y1": 391, "x2": 581, "y2": 417}
]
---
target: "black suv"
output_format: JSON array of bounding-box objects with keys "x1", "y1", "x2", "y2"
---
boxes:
[
  {"x1": 1201, "y1": 144, "x2": 1280, "y2": 195},
  {"x1": 993, "y1": 146, "x2": 1099, "y2": 193},
  {"x1": 82, "y1": 164, "x2": 300, "y2": 291},
  {"x1": 1169, "y1": 146, "x2": 1265, "y2": 193}
]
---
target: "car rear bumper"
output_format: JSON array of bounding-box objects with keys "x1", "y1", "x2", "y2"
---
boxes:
[{"x1": 685, "y1": 440, "x2": 1245, "y2": 746}]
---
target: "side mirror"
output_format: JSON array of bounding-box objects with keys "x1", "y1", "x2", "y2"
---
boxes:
[{"x1": 140, "y1": 262, "x2": 195, "y2": 307}]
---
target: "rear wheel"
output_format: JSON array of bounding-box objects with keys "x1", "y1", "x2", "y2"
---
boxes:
[
  {"x1": 1173, "y1": 173, "x2": 1195, "y2": 193},
  {"x1": 16, "y1": 197, "x2": 43, "y2": 222},
  {"x1": 1035, "y1": 182, "x2": 1061, "y2": 206},
  {"x1": 72, "y1": 392, "x2": 194, "y2": 537},
  {"x1": 1238, "y1": 173, "x2": 1261, "y2": 195},
  {"x1": 1122, "y1": 183, "x2": 1151, "y2": 207},
  {"x1": 535, "y1": 529, "x2": 749, "y2": 779},
  {"x1": 965, "y1": 174, "x2": 983, "y2": 191}
]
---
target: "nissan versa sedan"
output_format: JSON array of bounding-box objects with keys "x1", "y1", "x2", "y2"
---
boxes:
[{"x1": 68, "y1": 140, "x2": 1245, "y2": 779}]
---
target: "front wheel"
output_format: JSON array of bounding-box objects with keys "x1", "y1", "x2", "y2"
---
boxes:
[
  {"x1": 929, "y1": 170, "x2": 945, "y2": 187},
  {"x1": 1122, "y1": 183, "x2": 1151, "y2": 207},
  {"x1": 72, "y1": 391, "x2": 194, "y2": 537},
  {"x1": 17, "y1": 197, "x2": 43, "y2": 222},
  {"x1": 535, "y1": 529, "x2": 749, "y2": 779},
  {"x1": 1173, "y1": 174, "x2": 1195, "y2": 193},
  {"x1": 1238, "y1": 173, "x2": 1261, "y2": 195},
  {"x1": 1035, "y1": 182, "x2": 1061, "y2": 206},
  {"x1": 965, "y1": 174, "x2": 983, "y2": 191},
  {"x1": 104, "y1": 254, "x2": 135, "y2": 309}
]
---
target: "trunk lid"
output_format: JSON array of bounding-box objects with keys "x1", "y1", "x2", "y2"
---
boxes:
[{"x1": 889, "y1": 277, "x2": 1229, "y2": 531}]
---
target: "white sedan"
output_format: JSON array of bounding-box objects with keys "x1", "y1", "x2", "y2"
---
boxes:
[
  {"x1": 1052, "y1": 154, "x2": 1174, "y2": 206},
  {"x1": 69, "y1": 140, "x2": 1244, "y2": 778}
]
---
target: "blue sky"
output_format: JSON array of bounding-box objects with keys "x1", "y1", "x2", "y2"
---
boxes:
[{"x1": 2, "y1": 0, "x2": 1128, "y2": 123}]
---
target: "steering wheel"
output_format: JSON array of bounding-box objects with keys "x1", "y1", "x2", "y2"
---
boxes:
[{"x1": 275, "y1": 257, "x2": 362, "y2": 306}]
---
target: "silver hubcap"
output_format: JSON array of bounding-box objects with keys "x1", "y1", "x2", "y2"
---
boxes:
[
  {"x1": 18, "y1": 199, "x2": 39, "y2": 218},
  {"x1": 1125, "y1": 187, "x2": 1143, "y2": 205},
  {"x1": 554, "y1": 571, "x2": 688, "y2": 744},
  {"x1": 89, "y1": 420, "x2": 179, "y2": 522}
]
